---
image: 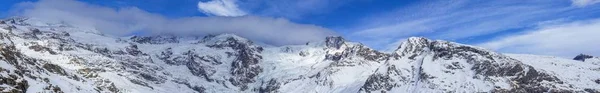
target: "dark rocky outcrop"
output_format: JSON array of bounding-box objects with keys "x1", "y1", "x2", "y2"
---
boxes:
[
  {"x1": 125, "y1": 44, "x2": 144, "y2": 56},
  {"x1": 43, "y1": 63, "x2": 68, "y2": 76},
  {"x1": 202, "y1": 34, "x2": 264, "y2": 90},
  {"x1": 258, "y1": 79, "x2": 280, "y2": 93},
  {"x1": 29, "y1": 44, "x2": 58, "y2": 55},
  {"x1": 360, "y1": 74, "x2": 395, "y2": 92},
  {"x1": 130, "y1": 35, "x2": 179, "y2": 44},
  {"x1": 574, "y1": 54, "x2": 594, "y2": 61},
  {"x1": 0, "y1": 74, "x2": 29, "y2": 93},
  {"x1": 325, "y1": 36, "x2": 345, "y2": 49}
]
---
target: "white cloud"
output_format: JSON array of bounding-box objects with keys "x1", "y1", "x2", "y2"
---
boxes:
[
  {"x1": 479, "y1": 19, "x2": 600, "y2": 57},
  {"x1": 197, "y1": 0, "x2": 247, "y2": 17},
  {"x1": 345, "y1": 0, "x2": 596, "y2": 50},
  {"x1": 12, "y1": 0, "x2": 336, "y2": 45},
  {"x1": 571, "y1": 0, "x2": 600, "y2": 7}
]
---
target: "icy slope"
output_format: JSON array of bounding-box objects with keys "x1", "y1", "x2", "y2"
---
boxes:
[
  {"x1": 0, "y1": 17, "x2": 599, "y2": 93},
  {"x1": 508, "y1": 54, "x2": 600, "y2": 92}
]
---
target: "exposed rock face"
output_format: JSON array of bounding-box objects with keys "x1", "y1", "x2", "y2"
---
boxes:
[
  {"x1": 0, "y1": 30, "x2": 68, "y2": 93},
  {"x1": 324, "y1": 36, "x2": 389, "y2": 63},
  {"x1": 125, "y1": 44, "x2": 144, "y2": 56},
  {"x1": 573, "y1": 54, "x2": 600, "y2": 66},
  {"x1": 258, "y1": 79, "x2": 280, "y2": 93},
  {"x1": 0, "y1": 44, "x2": 31, "y2": 93},
  {"x1": 130, "y1": 35, "x2": 179, "y2": 44},
  {"x1": 0, "y1": 17, "x2": 599, "y2": 93},
  {"x1": 324, "y1": 36, "x2": 346, "y2": 49},
  {"x1": 201, "y1": 34, "x2": 264, "y2": 90},
  {"x1": 360, "y1": 73, "x2": 396, "y2": 92},
  {"x1": 574, "y1": 54, "x2": 594, "y2": 61}
]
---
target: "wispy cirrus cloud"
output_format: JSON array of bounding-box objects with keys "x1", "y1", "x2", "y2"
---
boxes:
[
  {"x1": 196, "y1": 0, "x2": 354, "y2": 19},
  {"x1": 479, "y1": 19, "x2": 600, "y2": 57},
  {"x1": 344, "y1": 0, "x2": 600, "y2": 51},
  {"x1": 197, "y1": 0, "x2": 247, "y2": 17},
  {"x1": 572, "y1": 0, "x2": 600, "y2": 7},
  {"x1": 12, "y1": 0, "x2": 336, "y2": 45}
]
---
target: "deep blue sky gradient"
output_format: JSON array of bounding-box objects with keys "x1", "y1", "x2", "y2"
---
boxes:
[{"x1": 1, "y1": 0, "x2": 599, "y2": 50}]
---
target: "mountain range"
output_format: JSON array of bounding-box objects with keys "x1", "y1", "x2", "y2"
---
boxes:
[{"x1": 0, "y1": 17, "x2": 599, "y2": 93}]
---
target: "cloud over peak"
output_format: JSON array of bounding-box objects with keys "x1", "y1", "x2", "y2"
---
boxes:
[
  {"x1": 197, "y1": 0, "x2": 247, "y2": 17},
  {"x1": 12, "y1": 0, "x2": 335, "y2": 45},
  {"x1": 479, "y1": 19, "x2": 600, "y2": 57}
]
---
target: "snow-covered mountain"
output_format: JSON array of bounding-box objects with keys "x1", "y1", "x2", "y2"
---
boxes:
[
  {"x1": 1, "y1": 17, "x2": 599, "y2": 93},
  {"x1": 573, "y1": 54, "x2": 600, "y2": 66}
]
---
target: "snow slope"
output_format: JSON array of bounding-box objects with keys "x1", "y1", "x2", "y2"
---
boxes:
[{"x1": 508, "y1": 54, "x2": 600, "y2": 91}]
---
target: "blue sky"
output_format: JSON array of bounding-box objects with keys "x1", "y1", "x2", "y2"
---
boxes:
[{"x1": 1, "y1": 0, "x2": 600, "y2": 57}]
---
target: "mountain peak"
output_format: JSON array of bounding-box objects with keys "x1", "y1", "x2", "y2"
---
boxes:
[
  {"x1": 406, "y1": 37, "x2": 428, "y2": 41},
  {"x1": 394, "y1": 37, "x2": 498, "y2": 59},
  {"x1": 198, "y1": 33, "x2": 262, "y2": 52},
  {"x1": 573, "y1": 54, "x2": 594, "y2": 61},
  {"x1": 199, "y1": 33, "x2": 252, "y2": 45},
  {"x1": 394, "y1": 37, "x2": 433, "y2": 56},
  {"x1": 207, "y1": 33, "x2": 248, "y2": 41},
  {"x1": 325, "y1": 36, "x2": 345, "y2": 49},
  {"x1": 1, "y1": 17, "x2": 29, "y2": 24}
]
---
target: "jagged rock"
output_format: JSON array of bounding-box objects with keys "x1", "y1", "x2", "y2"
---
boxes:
[
  {"x1": 360, "y1": 74, "x2": 395, "y2": 92},
  {"x1": 258, "y1": 79, "x2": 280, "y2": 93},
  {"x1": 130, "y1": 35, "x2": 179, "y2": 44},
  {"x1": 125, "y1": 44, "x2": 144, "y2": 56},
  {"x1": 43, "y1": 63, "x2": 68, "y2": 76},
  {"x1": 28, "y1": 44, "x2": 57, "y2": 55},
  {"x1": 299, "y1": 51, "x2": 309, "y2": 57},
  {"x1": 325, "y1": 36, "x2": 345, "y2": 49},
  {"x1": 0, "y1": 74, "x2": 29, "y2": 93},
  {"x1": 574, "y1": 54, "x2": 594, "y2": 61},
  {"x1": 202, "y1": 34, "x2": 264, "y2": 90}
]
